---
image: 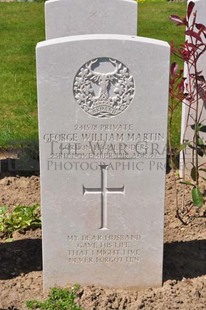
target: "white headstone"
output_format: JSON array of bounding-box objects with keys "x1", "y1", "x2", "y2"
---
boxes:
[
  {"x1": 36, "y1": 34, "x2": 170, "y2": 290},
  {"x1": 45, "y1": 0, "x2": 137, "y2": 39},
  {"x1": 180, "y1": 0, "x2": 206, "y2": 177}
]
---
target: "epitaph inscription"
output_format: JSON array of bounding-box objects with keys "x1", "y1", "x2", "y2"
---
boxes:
[
  {"x1": 67, "y1": 234, "x2": 141, "y2": 264},
  {"x1": 83, "y1": 165, "x2": 125, "y2": 230},
  {"x1": 73, "y1": 58, "x2": 135, "y2": 118}
]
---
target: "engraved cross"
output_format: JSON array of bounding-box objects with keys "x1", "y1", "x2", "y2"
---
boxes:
[{"x1": 83, "y1": 165, "x2": 125, "y2": 230}]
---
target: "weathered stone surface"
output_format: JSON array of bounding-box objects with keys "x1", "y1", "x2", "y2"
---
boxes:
[
  {"x1": 36, "y1": 34, "x2": 170, "y2": 290},
  {"x1": 45, "y1": 0, "x2": 137, "y2": 39}
]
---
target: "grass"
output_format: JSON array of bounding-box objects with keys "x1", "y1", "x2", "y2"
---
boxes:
[
  {"x1": 138, "y1": 2, "x2": 186, "y2": 46},
  {"x1": 0, "y1": 1, "x2": 187, "y2": 148},
  {"x1": 0, "y1": 3, "x2": 45, "y2": 147},
  {"x1": 138, "y1": 1, "x2": 187, "y2": 147}
]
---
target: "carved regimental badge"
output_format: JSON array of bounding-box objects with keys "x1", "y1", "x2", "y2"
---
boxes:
[{"x1": 73, "y1": 58, "x2": 135, "y2": 118}]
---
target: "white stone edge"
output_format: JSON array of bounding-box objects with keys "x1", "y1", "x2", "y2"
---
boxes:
[
  {"x1": 36, "y1": 34, "x2": 169, "y2": 49},
  {"x1": 45, "y1": 0, "x2": 137, "y2": 5}
]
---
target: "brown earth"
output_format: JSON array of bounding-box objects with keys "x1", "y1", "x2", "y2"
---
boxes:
[{"x1": 0, "y1": 161, "x2": 206, "y2": 310}]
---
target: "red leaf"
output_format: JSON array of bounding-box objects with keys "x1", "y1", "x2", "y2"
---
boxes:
[
  {"x1": 196, "y1": 23, "x2": 206, "y2": 38},
  {"x1": 180, "y1": 49, "x2": 190, "y2": 61},
  {"x1": 170, "y1": 41, "x2": 175, "y2": 54},
  {"x1": 170, "y1": 62, "x2": 178, "y2": 77},
  {"x1": 197, "y1": 70, "x2": 203, "y2": 75},
  {"x1": 187, "y1": 42, "x2": 199, "y2": 51},
  {"x1": 170, "y1": 15, "x2": 185, "y2": 26},
  {"x1": 197, "y1": 75, "x2": 205, "y2": 82},
  {"x1": 187, "y1": 1, "x2": 195, "y2": 19},
  {"x1": 182, "y1": 17, "x2": 188, "y2": 26},
  {"x1": 178, "y1": 80, "x2": 184, "y2": 94},
  {"x1": 185, "y1": 29, "x2": 202, "y2": 42},
  {"x1": 196, "y1": 23, "x2": 206, "y2": 31}
]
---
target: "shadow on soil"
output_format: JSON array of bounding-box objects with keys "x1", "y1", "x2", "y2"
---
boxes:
[
  {"x1": 0, "y1": 238, "x2": 205, "y2": 282},
  {"x1": 0, "y1": 308, "x2": 18, "y2": 310},
  {"x1": 0, "y1": 158, "x2": 39, "y2": 179},
  {"x1": 0, "y1": 144, "x2": 39, "y2": 179},
  {"x1": 0, "y1": 239, "x2": 42, "y2": 280},
  {"x1": 163, "y1": 239, "x2": 206, "y2": 281}
]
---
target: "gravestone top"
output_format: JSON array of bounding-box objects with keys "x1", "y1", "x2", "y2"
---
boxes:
[
  {"x1": 45, "y1": 0, "x2": 137, "y2": 39},
  {"x1": 37, "y1": 33, "x2": 168, "y2": 48},
  {"x1": 37, "y1": 33, "x2": 170, "y2": 290}
]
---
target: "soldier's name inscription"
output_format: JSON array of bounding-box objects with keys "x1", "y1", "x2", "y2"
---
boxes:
[
  {"x1": 43, "y1": 122, "x2": 165, "y2": 143},
  {"x1": 43, "y1": 123, "x2": 166, "y2": 160},
  {"x1": 43, "y1": 131, "x2": 166, "y2": 161}
]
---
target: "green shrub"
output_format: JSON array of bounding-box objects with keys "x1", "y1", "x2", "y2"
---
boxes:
[
  {"x1": 26, "y1": 287, "x2": 83, "y2": 310},
  {"x1": 0, "y1": 204, "x2": 41, "y2": 239}
]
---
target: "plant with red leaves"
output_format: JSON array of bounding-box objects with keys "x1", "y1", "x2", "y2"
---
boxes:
[{"x1": 169, "y1": 1, "x2": 206, "y2": 222}]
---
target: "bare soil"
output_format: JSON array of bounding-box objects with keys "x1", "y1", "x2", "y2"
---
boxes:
[{"x1": 0, "y1": 162, "x2": 206, "y2": 310}]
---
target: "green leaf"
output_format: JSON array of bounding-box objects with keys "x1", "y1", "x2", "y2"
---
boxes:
[
  {"x1": 197, "y1": 147, "x2": 204, "y2": 157},
  {"x1": 0, "y1": 206, "x2": 8, "y2": 216},
  {"x1": 188, "y1": 143, "x2": 195, "y2": 150},
  {"x1": 0, "y1": 205, "x2": 41, "y2": 238},
  {"x1": 191, "y1": 166, "x2": 199, "y2": 182},
  {"x1": 197, "y1": 137, "x2": 205, "y2": 146},
  {"x1": 177, "y1": 142, "x2": 189, "y2": 152},
  {"x1": 191, "y1": 123, "x2": 206, "y2": 132},
  {"x1": 0, "y1": 223, "x2": 5, "y2": 231},
  {"x1": 180, "y1": 181, "x2": 194, "y2": 186},
  {"x1": 199, "y1": 125, "x2": 206, "y2": 133},
  {"x1": 192, "y1": 186, "x2": 204, "y2": 207},
  {"x1": 5, "y1": 238, "x2": 14, "y2": 243},
  {"x1": 191, "y1": 123, "x2": 198, "y2": 131},
  {"x1": 26, "y1": 287, "x2": 82, "y2": 310}
]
